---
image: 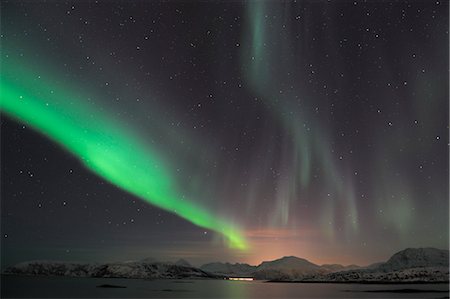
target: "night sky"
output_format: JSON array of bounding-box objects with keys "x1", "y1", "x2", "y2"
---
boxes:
[{"x1": 1, "y1": 1, "x2": 448, "y2": 268}]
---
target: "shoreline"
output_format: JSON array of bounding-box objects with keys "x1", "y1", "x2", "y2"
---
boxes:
[
  {"x1": 266, "y1": 280, "x2": 450, "y2": 284},
  {"x1": 2, "y1": 274, "x2": 449, "y2": 285}
]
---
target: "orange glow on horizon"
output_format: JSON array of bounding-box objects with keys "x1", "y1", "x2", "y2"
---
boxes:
[{"x1": 234, "y1": 227, "x2": 375, "y2": 266}]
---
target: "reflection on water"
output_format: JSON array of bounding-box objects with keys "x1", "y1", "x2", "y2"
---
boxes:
[{"x1": 1, "y1": 275, "x2": 448, "y2": 298}]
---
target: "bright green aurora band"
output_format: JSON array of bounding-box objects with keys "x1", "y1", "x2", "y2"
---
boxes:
[{"x1": 0, "y1": 57, "x2": 247, "y2": 250}]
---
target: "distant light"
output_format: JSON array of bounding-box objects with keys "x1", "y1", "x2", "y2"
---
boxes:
[{"x1": 228, "y1": 277, "x2": 254, "y2": 281}]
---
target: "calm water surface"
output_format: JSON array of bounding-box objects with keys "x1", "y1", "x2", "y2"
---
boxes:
[{"x1": 1, "y1": 275, "x2": 448, "y2": 298}]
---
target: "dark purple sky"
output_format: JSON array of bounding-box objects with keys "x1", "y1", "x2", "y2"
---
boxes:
[{"x1": 1, "y1": 1, "x2": 448, "y2": 267}]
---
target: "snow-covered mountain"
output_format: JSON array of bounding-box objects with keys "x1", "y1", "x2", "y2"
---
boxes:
[
  {"x1": 4, "y1": 248, "x2": 448, "y2": 282},
  {"x1": 174, "y1": 259, "x2": 192, "y2": 267},
  {"x1": 320, "y1": 264, "x2": 360, "y2": 272},
  {"x1": 305, "y1": 266, "x2": 449, "y2": 283},
  {"x1": 253, "y1": 256, "x2": 325, "y2": 280},
  {"x1": 139, "y1": 257, "x2": 191, "y2": 267},
  {"x1": 201, "y1": 257, "x2": 359, "y2": 279},
  {"x1": 200, "y1": 248, "x2": 449, "y2": 282},
  {"x1": 378, "y1": 247, "x2": 449, "y2": 271},
  {"x1": 302, "y1": 248, "x2": 449, "y2": 283},
  {"x1": 257, "y1": 256, "x2": 319, "y2": 271},
  {"x1": 200, "y1": 262, "x2": 256, "y2": 276},
  {"x1": 4, "y1": 260, "x2": 218, "y2": 279}
]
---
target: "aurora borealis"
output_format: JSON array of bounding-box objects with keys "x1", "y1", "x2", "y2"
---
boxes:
[
  {"x1": 1, "y1": 1, "x2": 448, "y2": 267},
  {"x1": 1, "y1": 54, "x2": 247, "y2": 250}
]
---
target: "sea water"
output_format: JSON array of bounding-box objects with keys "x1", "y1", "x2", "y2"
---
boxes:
[{"x1": 1, "y1": 275, "x2": 448, "y2": 298}]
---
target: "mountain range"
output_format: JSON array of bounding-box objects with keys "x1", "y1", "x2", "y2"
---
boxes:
[
  {"x1": 4, "y1": 259, "x2": 216, "y2": 279},
  {"x1": 200, "y1": 255, "x2": 360, "y2": 279},
  {"x1": 201, "y1": 248, "x2": 448, "y2": 282},
  {"x1": 304, "y1": 247, "x2": 449, "y2": 283},
  {"x1": 4, "y1": 247, "x2": 448, "y2": 282}
]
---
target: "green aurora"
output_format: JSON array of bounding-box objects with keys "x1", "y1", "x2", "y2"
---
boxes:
[
  {"x1": 240, "y1": 2, "x2": 358, "y2": 235},
  {"x1": 0, "y1": 55, "x2": 248, "y2": 250}
]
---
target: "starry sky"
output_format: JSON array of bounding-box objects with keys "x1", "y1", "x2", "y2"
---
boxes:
[{"x1": 1, "y1": 1, "x2": 448, "y2": 268}]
